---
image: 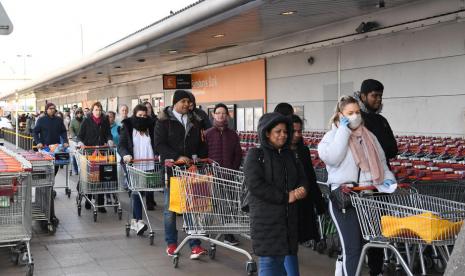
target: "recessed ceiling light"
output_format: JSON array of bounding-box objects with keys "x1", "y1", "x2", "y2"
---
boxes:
[
  {"x1": 280, "y1": 11, "x2": 296, "y2": 15},
  {"x1": 137, "y1": 58, "x2": 146, "y2": 62},
  {"x1": 212, "y1": 34, "x2": 225, "y2": 38},
  {"x1": 114, "y1": 66, "x2": 121, "y2": 69},
  {"x1": 97, "y1": 72, "x2": 103, "y2": 75},
  {"x1": 168, "y1": 50, "x2": 178, "y2": 54},
  {"x1": 82, "y1": 76, "x2": 87, "y2": 79}
]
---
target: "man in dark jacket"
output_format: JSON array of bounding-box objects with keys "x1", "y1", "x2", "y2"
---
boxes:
[
  {"x1": 356, "y1": 79, "x2": 398, "y2": 161},
  {"x1": 244, "y1": 112, "x2": 308, "y2": 275},
  {"x1": 355, "y1": 79, "x2": 397, "y2": 276},
  {"x1": 154, "y1": 90, "x2": 208, "y2": 260},
  {"x1": 32, "y1": 102, "x2": 68, "y2": 228}
]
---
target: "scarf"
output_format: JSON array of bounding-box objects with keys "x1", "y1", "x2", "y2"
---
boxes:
[
  {"x1": 91, "y1": 115, "x2": 102, "y2": 125},
  {"x1": 349, "y1": 126, "x2": 384, "y2": 185},
  {"x1": 213, "y1": 119, "x2": 228, "y2": 130}
]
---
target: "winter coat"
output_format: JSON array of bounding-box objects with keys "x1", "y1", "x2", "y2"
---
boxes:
[
  {"x1": 33, "y1": 115, "x2": 68, "y2": 145},
  {"x1": 354, "y1": 91, "x2": 398, "y2": 160},
  {"x1": 69, "y1": 118, "x2": 83, "y2": 141},
  {"x1": 243, "y1": 112, "x2": 308, "y2": 256},
  {"x1": 118, "y1": 118, "x2": 156, "y2": 158},
  {"x1": 154, "y1": 106, "x2": 208, "y2": 163},
  {"x1": 293, "y1": 141, "x2": 326, "y2": 242},
  {"x1": 192, "y1": 108, "x2": 212, "y2": 130},
  {"x1": 205, "y1": 125, "x2": 242, "y2": 170},
  {"x1": 77, "y1": 115, "x2": 112, "y2": 146}
]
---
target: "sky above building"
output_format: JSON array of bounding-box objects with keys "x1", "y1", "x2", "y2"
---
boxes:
[{"x1": 0, "y1": 0, "x2": 196, "y2": 93}]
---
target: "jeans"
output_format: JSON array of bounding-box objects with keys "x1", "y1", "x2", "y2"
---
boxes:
[
  {"x1": 132, "y1": 192, "x2": 143, "y2": 220},
  {"x1": 259, "y1": 256, "x2": 286, "y2": 276},
  {"x1": 284, "y1": 255, "x2": 300, "y2": 276},
  {"x1": 163, "y1": 187, "x2": 200, "y2": 248},
  {"x1": 72, "y1": 156, "x2": 78, "y2": 174}
]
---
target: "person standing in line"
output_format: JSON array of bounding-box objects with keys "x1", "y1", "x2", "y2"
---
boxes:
[
  {"x1": 204, "y1": 103, "x2": 242, "y2": 246},
  {"x1": 318, "y1": 95, "x2": 397, "y2": 276},
  {"x1": 69, "y1": 108, "x2": 84, "y2": 175},
  {"x1": 33, "y1": 102, "x2": 69, "y2": 225},
  {"x1": 243, "y1": 112, "x2": 308, "y2": 276},
  {"x1": 107, "y1": 111, "x2": 120, "y2": 146},
  {"x1": 187, "y1": 92, "x2": 212, "y2": 130},
  {"x1": 118, "y1": 104, "x2": 155, "y2": 235},
  {"x1": 143, "y1": 101, "x2": 158, "y2": 210},
  {"x1": 273, "y1": 102, "x2": 295, "y2": 117},
  {"x1": 154, "y1": 90, "x2": 208, "y2": 260},
  {"x1": 117, "y1": 104, "x2": 129, "y2": 124},
  {"x1": 77, "y1": 102, "x2": 114, "y2": 213}
]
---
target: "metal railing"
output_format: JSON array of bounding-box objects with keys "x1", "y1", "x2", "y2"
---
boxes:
[{"x1": 0, "y1": 128, "x2": 34, "y2": 150}]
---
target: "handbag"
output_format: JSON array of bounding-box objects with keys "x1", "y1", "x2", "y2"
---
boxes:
[{"x1": 329, "y1": 168, "x2": 360, "y2": 213}]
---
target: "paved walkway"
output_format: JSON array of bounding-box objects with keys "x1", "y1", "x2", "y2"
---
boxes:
[{"x1": 0, "y1": 153, "x2": 335, "y2": 276}]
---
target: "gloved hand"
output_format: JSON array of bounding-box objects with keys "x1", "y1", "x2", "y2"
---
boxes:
[
  {"x1": 339, "y1": 116, "x2": 350, "y2": 128},
  {"x1": 383, "y1": 179, "x2": 396, "y2": 187},
  {"x1": 107, "y1": 140, "x2": 115, "y2": 147},
  {"x1": 77, "y1": 142, "x2": 85, "y2": 148},
  {"x1": 123, "y1": 155, "x2": 132, "y2": 163}
]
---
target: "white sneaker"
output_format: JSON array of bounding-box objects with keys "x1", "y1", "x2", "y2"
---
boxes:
[
  {"x1": 130, "y1": 219, "x2": 138, "y2": 233},
  {"x1": 136, "y1": 220, "x2": 148, "y2": 236}
]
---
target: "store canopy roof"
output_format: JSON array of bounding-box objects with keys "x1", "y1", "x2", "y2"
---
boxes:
[
  {"x1": 0, "y1": 2, "x2": 13, "y2": 35},
  {"x1": 5, "y1": 0, "x2": 421, "y2": 99}
]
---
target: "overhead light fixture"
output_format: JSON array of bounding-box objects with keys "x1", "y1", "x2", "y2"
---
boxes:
[
  {"x1": 82, "y1": 76, "x2": 87, "y2": 79},
  {"x1": 97, "y1": 72, "x2": 103, "y2": 75},
  {"x1": 212, "y1": 34, "x2": 225, "y2": 38},
  {"x1": 137, "y1": 58, "x2": 146, "y2": 62},
  {"x1": 114, "y1": 66, "x2": 121, "y2": 69},
  {"x1": 280, "y1": 11, "x2": 296, "y2": 16},
  {"x1": 168, "y1": 50, "x2": 178, "y2": 54},
  {"x1": 355, "y1": 21, "x2": 380, "y2": 33}
]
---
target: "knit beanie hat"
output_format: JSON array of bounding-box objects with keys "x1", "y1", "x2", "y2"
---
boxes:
[
  {"x1": 172, "y1": 90, "x2": 191, "y2": 105},
  {"x1": 360, "y1": 79, "x2": 384, "y2": 94},
  {"x1": 45, "y1": 102, "x2": 56, "y2": 110}
]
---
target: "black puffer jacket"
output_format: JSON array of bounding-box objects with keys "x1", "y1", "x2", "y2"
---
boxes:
[
  {"x1": 243, "y1": 112, "x2": 308, "y2": 256},
  {"x1": 118, "y1": 117, "x2": 156, "y2": 158},
  {"x1": 154, "y1": 106, "x2": 208, "y2": 163},
  {"x1": 77, "y1": 115, "x2": 112, "y2": 146}
]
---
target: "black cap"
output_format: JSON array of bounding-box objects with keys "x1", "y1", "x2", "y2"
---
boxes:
[
  {"x1": 360, "y1": 79, "x2": 384, "y2": 94},
  {"x1": 172, "y1": 90, "x2": 191, "y2": 105}
]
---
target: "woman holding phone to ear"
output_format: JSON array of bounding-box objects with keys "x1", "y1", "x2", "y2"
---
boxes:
[{"x1": 318, "y1": 95, "x2": 397, "y2": 276}]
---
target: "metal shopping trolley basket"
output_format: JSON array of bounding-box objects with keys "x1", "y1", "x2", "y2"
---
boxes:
[
  {"x1": 40, "y1": 144, "x2": 72, "y2": 198},
  {"x1": 166, "y1": 159, "x2": 256, "y2": 275},
  {"x1": 75, "y1": 146, "x2": 123, "y2": 222},
  {"x1": 124, "y1": 158, "x2": 163, "y2": 245},
  {"x1": 0, "y1": 147, "x2": 34, "y2": 275},
  {"x1": 20, "y1": 151, "x2": 57, "y2": 234},
  {"x1": 351, "y1": 187, "x2": 465, "y2": 276}
]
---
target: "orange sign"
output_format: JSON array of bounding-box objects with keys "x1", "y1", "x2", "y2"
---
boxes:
[{"x1": 191, "y1": 59, "x2": 266, "y2": 107}]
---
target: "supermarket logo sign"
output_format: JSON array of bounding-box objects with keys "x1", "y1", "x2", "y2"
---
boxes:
[{"x1": 192, "y1": 75, "x2": 218, "y2": 89}]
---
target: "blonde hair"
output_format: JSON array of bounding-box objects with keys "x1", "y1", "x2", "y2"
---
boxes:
[{"x1": 329, "y1": 95, "x2": 360, "y2": 127}]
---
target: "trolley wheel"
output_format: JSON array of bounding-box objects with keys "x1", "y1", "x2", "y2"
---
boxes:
[
  {"x1": 48, "y1": 223, "x2": 56, "y2": 235},
  {"x1": 173, "y1": 255, "x2": 179, "y2": 268},
  {"x1": 19, "y1": 251, "x2": 29, "y2": 265},
  {"x1": 65, "y1": 188, "x2": 71, "y2": 198},
  {"x1": 93, "y1": 211, "x2": 97, "y2": 222},
  {"x1": 77, "y1": 205, "x2": 81, "y2": 216},
  {"x1": 316, "y1": 239, "x2": 327, "y2": 254},
  {"x1": 125, "y1": 224, "x2": 130, "y2": 237},
  {"x1": 52, "y1": 190, "x2": 57, "y2": 199},
  {"x1": 118, "y1": 208, "x2": 123, "y2": 220},
  {"x1": 246, "y1": 261, "x2": 257, "y2": 275},
  {"x1": 27, "y1": 263, "x2": 34, "y2": 276},
  {"x1": 208, "y1": 248, "x2": 216, "y2": 260},
  {"x1": 149, "y1": 232, "x2": 154, "y2": 245}
]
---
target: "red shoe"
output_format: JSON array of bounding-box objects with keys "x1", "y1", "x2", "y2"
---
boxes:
[
  {"x1": 166, "y1": 244, "x2": 177, "y2": 257},
  {"x1": 190, "y1": 246, "x2": 207, "y2": 260}
]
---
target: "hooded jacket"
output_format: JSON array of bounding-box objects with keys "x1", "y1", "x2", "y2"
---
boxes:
[
  {"x1": 243, "y1": 112, "x2": 308, "y2": 256},
  {"x1": 118, "y1": 117, "x2": 156, "y2": 158},
  {"x1": 354, "y1": 91, "x2": 398, "y2": 160},
  {"x1": 154, "y1": 106, "x2": 208, "y2": 163}
]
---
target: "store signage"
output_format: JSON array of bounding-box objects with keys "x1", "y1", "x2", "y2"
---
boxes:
[{"x1": 163, "y1": 74, "x2": 192, "y2": 90}]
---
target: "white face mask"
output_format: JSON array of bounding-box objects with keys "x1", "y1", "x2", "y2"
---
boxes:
[{"x1": 347, "y1": 114, "x2": 362, "y2": 129}]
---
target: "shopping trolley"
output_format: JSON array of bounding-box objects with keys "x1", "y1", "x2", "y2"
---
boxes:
[
  {"x1": 408, "y1": 180, "x2": 465, "y2": 203},
  {"x1": 75, "y1": 146, "x2": 123, "y2": 222},
  {"x1": 20, "y1": 151, "x2": 57, "y2": 234},
  {"x1": 0, "y1": 147, "x2": 34, "y2": 275},
  {"x1": 315, "y1": 181, "x2": 341, "y2": 257},
  {"x1": 351, "y1": 186, "x2": 465, "y2": 276},
  {"x1": 166, "y1": 159, "x2": 256, "y2": 275},
  {"x1": 124, "y1": 158, "x2": 163, "y2": 245},
  {"x1": 40, "y1": 144, "x2": 72, "y2": 198}
]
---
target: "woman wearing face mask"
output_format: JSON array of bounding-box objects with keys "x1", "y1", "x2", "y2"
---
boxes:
[
  {"x1": 143, "y1": 101, "x2": 158, "y2": 210},
  {"x1": 118, "y1": 104, "x2": 156, "y2": 235},
  {"x1": 318, "y1": 95, "x2": 397, "y2": 276},
  {"x1": 77, "y1": 102, "x2": 114, "y2": 213}
]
